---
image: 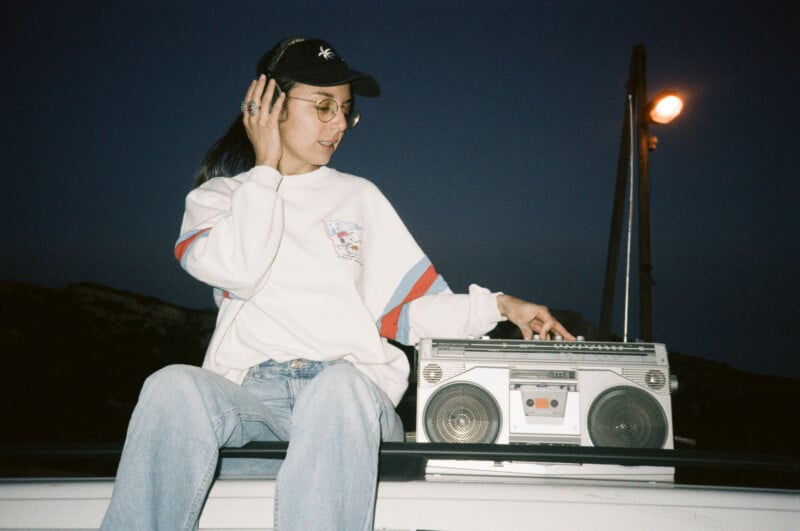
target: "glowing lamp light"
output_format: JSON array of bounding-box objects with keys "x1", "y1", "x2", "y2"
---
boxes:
[{"x1": 648, "y1": 92, "x2": 683, "y2": 124}]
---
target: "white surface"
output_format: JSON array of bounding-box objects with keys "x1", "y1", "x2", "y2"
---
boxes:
[{"x1": 1, "y1": 476, "x2": 799, "y2": 530}]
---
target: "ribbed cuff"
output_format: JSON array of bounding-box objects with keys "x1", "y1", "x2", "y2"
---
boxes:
[
  {"x1": 468, "y1": 283, "x2": 505, "y2": 323},
  {"x1": 248, "y1": 165, "x2": 283, "y2": 190}
]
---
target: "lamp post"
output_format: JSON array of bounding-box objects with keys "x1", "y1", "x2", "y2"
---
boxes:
[{"x1": 599, "y1": 43, "x2": 682, "y2": 342}]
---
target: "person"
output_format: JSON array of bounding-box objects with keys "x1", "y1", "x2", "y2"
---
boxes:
[{"x1": 101, "y1": 35, "x2": 575, "y2": 530}]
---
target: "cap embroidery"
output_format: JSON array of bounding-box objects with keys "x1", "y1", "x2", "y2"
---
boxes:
[{"x1": 318, "y1": 46, "x2": 335, "y2": 60}]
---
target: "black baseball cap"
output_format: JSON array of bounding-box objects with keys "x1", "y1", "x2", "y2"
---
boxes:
[{"x1": 259, "y1": 37, "x2": 380, "y2": 97}]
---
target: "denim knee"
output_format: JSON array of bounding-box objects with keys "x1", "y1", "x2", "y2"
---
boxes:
[
  {"x1": 132, "y1": 364, "x2": 218, "y2": 428},
  {"x1": 298, "y1": 362, "x2": 391, "y2": 429},
  {"x1": 139, "y1": 364, "x2": 203, "y2": 401},
  {"x1": 319, "y1": 363, "x2": 375, "y2": 402}
]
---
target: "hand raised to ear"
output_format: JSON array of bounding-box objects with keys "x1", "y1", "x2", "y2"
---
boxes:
[{"x1": 242, "y1": 75, "x2": 286, "y2": 169}]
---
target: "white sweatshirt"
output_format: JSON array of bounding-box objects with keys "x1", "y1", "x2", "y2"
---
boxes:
[{"x1": 175, "y1": 165, "x2": 503, "y2": 405}]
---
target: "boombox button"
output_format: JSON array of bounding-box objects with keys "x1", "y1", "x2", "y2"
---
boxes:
[{"x1": 526, "y1": 398, "x2": 553, "y2": 409}]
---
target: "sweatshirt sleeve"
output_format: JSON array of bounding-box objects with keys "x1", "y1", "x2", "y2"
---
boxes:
[
  {"x1": 404, "y1": 284, "x2": 505, "y2": 344},
  {"x1": 359, "y1": 183, "x2": 503, "y2": 344},
  {"x1": 174, "y1": 166, "x2": 284, "y2": 300}
]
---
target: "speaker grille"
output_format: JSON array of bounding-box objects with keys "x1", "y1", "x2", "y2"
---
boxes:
[
  {"x1": 645, "y1": 369, "x2": 667, "y2": 390},
  {"x1": 587, "y1": 386, "x2": 667, "y2": 448},
  {"x1": 423, "y1": 382, "x2": 501, "y2": 443},
  {"x1": 421, "y1": 363, "x2": 443, "y2": 384}
]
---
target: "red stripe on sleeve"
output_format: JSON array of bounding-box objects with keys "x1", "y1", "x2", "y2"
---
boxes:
[
  {"x1": 380, "y1": 264, "x2": 439, "y2": 339},
  {"x1": 174, "y1": 228, "x2": 211, "y2": 262}
]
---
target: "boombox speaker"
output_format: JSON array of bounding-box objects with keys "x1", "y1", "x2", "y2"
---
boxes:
[{"x1": 415, "y1": 337, "x2": 676, "y2": 481}]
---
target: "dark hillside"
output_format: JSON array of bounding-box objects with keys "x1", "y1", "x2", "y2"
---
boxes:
[{"x1": 0, "y1": 281, "x2": 214, "y2": 443}]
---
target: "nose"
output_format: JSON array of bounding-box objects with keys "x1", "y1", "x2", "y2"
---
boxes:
[{"x1": 330, "y1": 106, "x2": 348, "y2": 131}]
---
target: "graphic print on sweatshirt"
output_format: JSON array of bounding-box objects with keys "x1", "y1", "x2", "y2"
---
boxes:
[{"x1": 324, "y1": 219, "x2": 363, "y2": 263}]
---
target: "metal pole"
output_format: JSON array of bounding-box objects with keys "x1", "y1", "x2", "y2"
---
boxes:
[
  {"x1": 598, "y1": 97, "x2": 632, "y2": 340},
  {"x1": 599, "y1": 45, "x2": 639, "y2": 341},
  {"x1": 635, "y1": 44, "x2": 654, "y2": 341}
]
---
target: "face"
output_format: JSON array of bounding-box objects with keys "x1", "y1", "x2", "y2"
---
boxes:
[{"x1": 278, "y1": 82, "x2": 352, "y2": 175}]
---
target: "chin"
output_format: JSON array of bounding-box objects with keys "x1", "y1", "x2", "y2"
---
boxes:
[{"x1": 312, "y1": 154, "x2": 334, "y2": 166}]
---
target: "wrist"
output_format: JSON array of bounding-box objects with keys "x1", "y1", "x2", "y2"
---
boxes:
[
  {"x1": 255, "y1": 157, "x2": 280, "y2": 169},
  {"x1": 496, "y1": 293, "x2": 510, "y2": 317}
]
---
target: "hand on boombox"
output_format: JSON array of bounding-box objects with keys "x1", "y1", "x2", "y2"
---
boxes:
[{"x1": 496, "y1": 294, "x2": 576, "y2": 341}]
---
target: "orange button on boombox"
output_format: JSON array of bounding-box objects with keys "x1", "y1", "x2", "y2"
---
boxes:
[{"x1": 535, "y1": 398, "x2": 551, "y2": 409}]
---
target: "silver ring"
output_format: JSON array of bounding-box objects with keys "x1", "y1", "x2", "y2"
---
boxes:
[{"x1": 241, "y1": 99, "x2": 259, "y2": 116}]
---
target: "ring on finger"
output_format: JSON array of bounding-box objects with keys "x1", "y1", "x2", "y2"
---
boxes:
[{"x1": 240, "y1": 99, "x2": 260, "y2": 116}]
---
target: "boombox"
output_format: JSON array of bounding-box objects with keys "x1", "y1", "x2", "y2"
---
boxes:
[{"x1": 415, "y1": 337, "x2": 677, "y2": 481}]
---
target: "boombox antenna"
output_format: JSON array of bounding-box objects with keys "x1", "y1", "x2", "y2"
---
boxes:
[{"x1": 622, "y1": 93, "x2": 635, "y2": 343}]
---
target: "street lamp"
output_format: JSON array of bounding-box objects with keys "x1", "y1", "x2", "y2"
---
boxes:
[
  {"x1": 648, "y1": 91, "x2": 683, "y2": 125},
  {"x1": 599, "y1": 43, "x2": 683, "y2": 342}
]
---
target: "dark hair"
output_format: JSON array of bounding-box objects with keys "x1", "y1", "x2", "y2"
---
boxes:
[{"x1": 192, "y1": 43, "x2": 296, "y2": 187}]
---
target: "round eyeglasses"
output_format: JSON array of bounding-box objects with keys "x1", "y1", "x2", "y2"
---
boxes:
[{"x1": 286, "y1": 96, "x2": 361, "y2": 129}]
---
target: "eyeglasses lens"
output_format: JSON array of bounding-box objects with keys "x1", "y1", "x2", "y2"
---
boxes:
[
  {"x1": 317, "y1": 99, "x2": 338, "y2": 122},
  {"x1": 309, "y1": 98, "x2": 360, "y2": 129}
]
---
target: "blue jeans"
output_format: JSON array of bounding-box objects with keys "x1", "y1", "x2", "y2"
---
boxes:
[{"x1": 101, "y1": 359, "x2": 405, "y2": 530}]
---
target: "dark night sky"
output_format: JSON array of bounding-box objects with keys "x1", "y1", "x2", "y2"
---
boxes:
[{"x1": 2, "y1": 1, "x2": 798, "y2": 379}]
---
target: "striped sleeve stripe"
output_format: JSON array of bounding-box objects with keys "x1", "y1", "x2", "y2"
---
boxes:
[
  {"x1": 213, "y1": 287, "x2": 242, "y2": 301},
  {"x1": 379, "y1": 259, "x2": 449, "y2": 341},
  {"x1": 392, "y1": 272, "x2": 449, "y2": 344},
  {"x1": 174, "y1": 228, "x2": 211, "y2": 269}
]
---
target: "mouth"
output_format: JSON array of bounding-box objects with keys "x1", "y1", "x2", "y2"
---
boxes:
[{"x1": 319, "y1": 138, "x2": 339, "y2": 152}]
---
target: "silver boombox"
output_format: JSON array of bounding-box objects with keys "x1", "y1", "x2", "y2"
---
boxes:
[{"x1": 415, "y1": 337, "x2": 676, "y2": 481}]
